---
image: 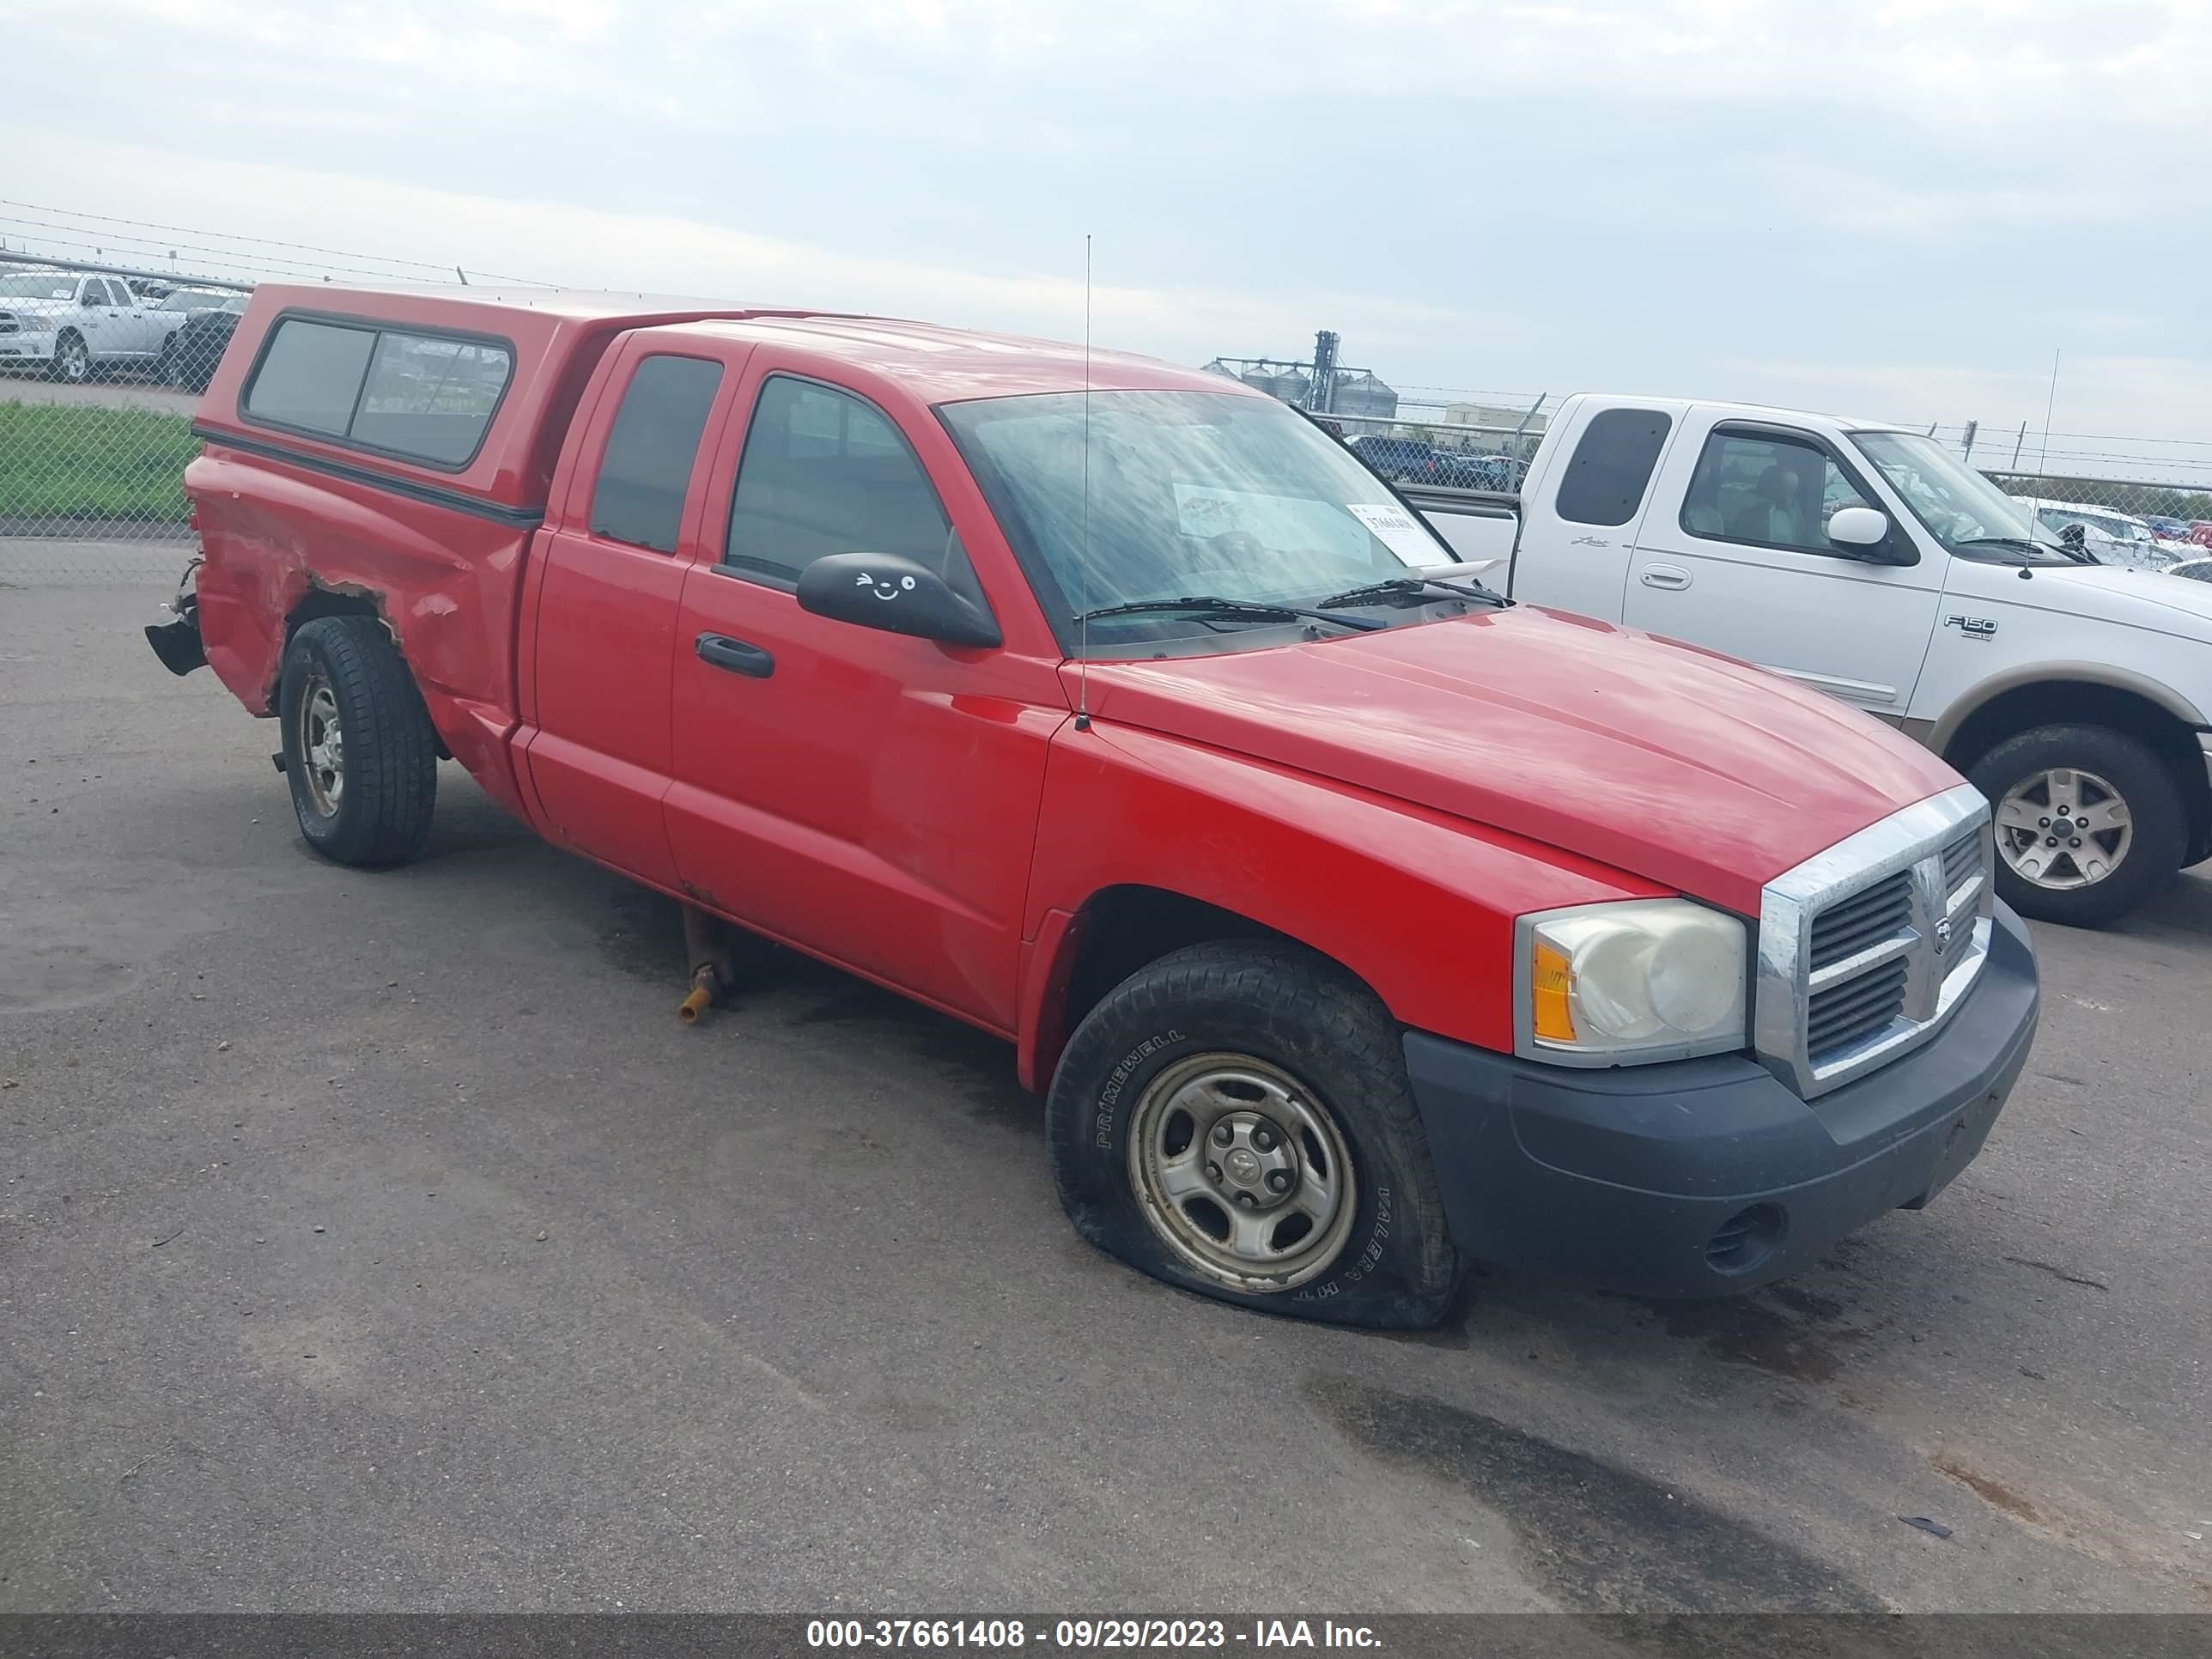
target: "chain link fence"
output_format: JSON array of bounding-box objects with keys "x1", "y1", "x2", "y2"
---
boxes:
[
  {"x1": 1, "y1": 253, "x2": 251, "y2": 586},
  {"x1": 9, "y1": 238, "x2": 2212, "y2": 586}
]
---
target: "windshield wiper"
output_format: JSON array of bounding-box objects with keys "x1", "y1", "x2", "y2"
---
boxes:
[
  {"x1": 1071, "y1": 595, "x2": 1385, "y2": 632},
  {"x1": 1318, "y1": 574, "x2": 1510, "y2": 610},
  {"x1": 1954, "y1": 536, "x2": 2099, "y2": 566}
]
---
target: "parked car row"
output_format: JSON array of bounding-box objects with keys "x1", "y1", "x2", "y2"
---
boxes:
[
  {"x1": 1345, "y1": 433, "x2": 1526, "y2": 490},
  {"x1": 2028, "y1": 500, "x2": 2188, "y2": 570},
  {"x1": 0, "y1": 267, "x2": 248, "y2": 386}
]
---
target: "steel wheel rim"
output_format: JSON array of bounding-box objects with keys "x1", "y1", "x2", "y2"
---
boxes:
[
  {"x1": 1126, "y1": 1052, "x2": 1358, "y2": 1292},
  {"x1": 1995, "y1": 766, "x2": 2132, "y2": 890},
  {"x1": 296, "y1": 674, "x2": 345, "y2": 817}
]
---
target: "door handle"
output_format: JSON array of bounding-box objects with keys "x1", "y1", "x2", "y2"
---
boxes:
[
  {"x1": 1640, "y1": 564, "x2": 1692, "y2": 591},
  {"x1": 695, "y1": 633, "x2": 775, "y2": 678}
]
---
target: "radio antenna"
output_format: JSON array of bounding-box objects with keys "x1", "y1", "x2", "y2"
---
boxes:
[
  {"x1": 2034, "y1": 347, "x2": 2061, "y2": 483},
  {"x1": 1074, "y1": 233, "x2": 1094, "y2": 732}
]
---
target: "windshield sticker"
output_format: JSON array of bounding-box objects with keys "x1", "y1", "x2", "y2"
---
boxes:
[
  {"x1": 1346, "y1": 502, "x2": 1439, "y2": 562},
  {"x1": 1172, "y1": 483, "x2": 1361, "y2": 554}
]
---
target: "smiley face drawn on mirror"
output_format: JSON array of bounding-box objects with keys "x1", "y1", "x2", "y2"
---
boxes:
[{"x1": 854, "y1": 571, "x2": 918, "y2": 603}]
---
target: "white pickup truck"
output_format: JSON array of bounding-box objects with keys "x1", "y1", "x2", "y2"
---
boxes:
[
  {"x1": 1407, "y1": 394, "x2": 2212, "y2": 927},
  {"x1": 0, "y1": 269, "x2": 185, "y2": 382}
]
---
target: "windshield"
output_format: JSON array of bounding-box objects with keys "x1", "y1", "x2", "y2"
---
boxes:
[
  {"x1": 1849, "y1": 430, "x2": 2071, "y2": 562},
  {"x1": 939, "y1": 389, "x2": 1456, "y2": 651},
  {"x1": 0, "y1": 273, "x2": 74, "y2": 301}
]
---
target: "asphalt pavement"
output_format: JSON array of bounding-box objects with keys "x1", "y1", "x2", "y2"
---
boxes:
[
  {"x1": 0, "y1": 372, "x2": 200, "y2": 416},
  {"x1": 3, "y1": 575, "x2": 2208, "y2": 1614}
]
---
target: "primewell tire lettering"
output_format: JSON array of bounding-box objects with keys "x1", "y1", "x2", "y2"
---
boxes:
[{"x1": 1094, "y1": 1029, "x2": 1182, "y2": 1147}]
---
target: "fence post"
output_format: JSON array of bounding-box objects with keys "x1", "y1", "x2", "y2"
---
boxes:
[
  {"x1": 1511, "y1": 394, "x2": 1547, "y2": 458},
  {"x1": 1961, "y1": 420, "x2": 1977, "y2": 460},
  {"x1": 2010, "y1": 422, "x2": 2027, "y2": 467}
]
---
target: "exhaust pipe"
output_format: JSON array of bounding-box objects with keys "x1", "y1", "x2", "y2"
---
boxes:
[{"x1": 677, "y1": 903, "x2": 737, "y2": 1025}]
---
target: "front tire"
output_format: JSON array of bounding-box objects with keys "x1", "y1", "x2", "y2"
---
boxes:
[
  {"x1": 1969, "y1": 722, "x2": 2185, "y2": 927},
  {"x1": 1046, "y1": 940, "x2": 1462, "y2": 1328},
  {"x1": 277, "y1": 616, "x2": 439, "y2": 867},
  {"x1": 52, "y1": 331, "x2": 90, "y2": 385}
]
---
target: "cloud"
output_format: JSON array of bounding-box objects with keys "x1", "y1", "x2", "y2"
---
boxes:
[
  {"x1": 13, "y1": 128, "x2": 1483, "y2": 366},
  {"x1": 4, "y1": 0, "x2": 2208, "y2": 448}
]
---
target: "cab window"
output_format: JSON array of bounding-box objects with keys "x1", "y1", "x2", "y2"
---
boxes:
[
  {"x1": 588, "y1": 355, "x2": 725, "y2": 553},
  {"x1": 722, "y1": 376, "x2": 969, "y2": 590},
  {"x1": 1554, "y1": 407, "x2": 1671, "y2": 526},
  {"x1": 1680, "y1": 430, "x2": 1873, "y2": 553}
]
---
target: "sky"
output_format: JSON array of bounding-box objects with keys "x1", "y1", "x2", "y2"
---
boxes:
[{"x1": 4, "y1": 0, "x2": 2210, "y2": 478}]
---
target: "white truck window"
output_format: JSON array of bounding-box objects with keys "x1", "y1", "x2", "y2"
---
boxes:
[
  {"x1": 1554, "y1": 408, "x2": 1671, "y2": 526},
  {"x1": 1680, "y1": 430, "x2": 1869, "y2": 552}
]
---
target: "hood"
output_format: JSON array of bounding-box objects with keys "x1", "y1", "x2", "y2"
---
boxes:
[
  {"x1": 0, "y1": 297, "x2": 73, "y2": 321},
  {"x1": 1993, "y1": 562, "x2": 2212, "y2": 641},
  {"x1": 1074, "y1": 606, "x2": 1960, "y2": 915}
]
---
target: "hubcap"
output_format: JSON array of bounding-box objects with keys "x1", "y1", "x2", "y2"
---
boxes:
[
  {"x1": 297, "y1": 675, "x2": 345, "y2": 817},
  {"x1": 1995, "y1": 766, "x2": 2130, "y2": 890},
  {"x1": 1127, "y1": 1053, "x2": 1358, "y2": 1292}
]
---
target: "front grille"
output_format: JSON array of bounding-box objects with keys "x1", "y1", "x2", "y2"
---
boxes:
[
  {"x1": 1808, "y1": 957, "x2": 1909, "y2": 1055},
  {"x1": 1754, "y1": 787, "x2": 1995, "y2": 1099},
  {"x1": 0, "y1": 315, "x2": 17, "y2": 335},
  {"x1": 1809, "y1": 870, "x2": 1911, "y2": 969},
  {"x1": 1942, "y1": 828, "x2": 1983, "y2": 897}
]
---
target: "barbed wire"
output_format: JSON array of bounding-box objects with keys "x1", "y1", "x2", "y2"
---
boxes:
[{"x1": 0, "y1": 199, "x2": 555, "y2": 288}]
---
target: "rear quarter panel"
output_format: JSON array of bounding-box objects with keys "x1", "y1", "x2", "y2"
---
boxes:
[{"x1": 187, "y1": 447, "x2": 538, "y2": 815}]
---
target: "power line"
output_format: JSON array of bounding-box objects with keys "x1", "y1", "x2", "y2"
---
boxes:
[
  {"x1": 0, "y1": 222, "x2": 428, "y2": 286},
  {"x1": 0, "y1": 197, "x2": 550, "y2": 286}
]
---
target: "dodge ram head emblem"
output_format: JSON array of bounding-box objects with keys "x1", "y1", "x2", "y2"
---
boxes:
[{"x1": 1934, "y1": 916, "x2": 1954, "y2": 953}]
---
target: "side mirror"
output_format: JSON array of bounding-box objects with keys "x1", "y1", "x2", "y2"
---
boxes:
[
  {"x1": 82, "y1": 290, "x2": 103, "y2": 308},
  {"x1": 1826, "y1": 505, "x2": 1917, "y2": 565},
  {"x1": 795, "y1": 552, "x2": 1001, "y2": 649}
]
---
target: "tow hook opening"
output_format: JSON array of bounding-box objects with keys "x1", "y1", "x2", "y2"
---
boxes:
[{"x1": 1705, "y1": 1203, "x2": 1788, "y2": 1275}]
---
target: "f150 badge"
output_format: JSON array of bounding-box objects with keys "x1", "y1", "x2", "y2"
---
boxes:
[{"x1": 1944, "y1": 614, "x2": 1998, "y2": 641}]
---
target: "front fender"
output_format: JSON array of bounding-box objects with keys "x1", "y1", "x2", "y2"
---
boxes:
[{"x1": 1018, "y1": 720, "x2": 1669, "y2": 1079}]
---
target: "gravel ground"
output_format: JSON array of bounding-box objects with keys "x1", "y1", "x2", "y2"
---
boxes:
[{"x1": 3, "y1": 577, "x2": 2208, "y2": 1614}]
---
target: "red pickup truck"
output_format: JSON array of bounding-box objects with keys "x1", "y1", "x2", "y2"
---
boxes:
[{"x1": 148, "y1": 285, "x2": 2039, "y2": 1328}]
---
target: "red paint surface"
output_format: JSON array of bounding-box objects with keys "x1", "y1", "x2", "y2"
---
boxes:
[{"x1": 186, "y1": 286, "x2": 1970, "y2": 1076}]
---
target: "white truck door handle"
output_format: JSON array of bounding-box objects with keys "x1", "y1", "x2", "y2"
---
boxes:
[{"x1": 1640, "y1": 564, "x2": 1692, "y2": 590}]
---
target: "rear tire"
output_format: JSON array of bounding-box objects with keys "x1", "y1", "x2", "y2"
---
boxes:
[
  {"x1": 1968, "y1": 722, "x2": 2185, "y2": 927},
  {"x1": 1046, "y1": 939, "x2": 1463, "y2": 1328},
  {"x1": 276, "y1": 616, "x2": 439, "y2": 867}
]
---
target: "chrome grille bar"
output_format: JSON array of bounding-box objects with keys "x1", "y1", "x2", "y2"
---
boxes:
[{"x1": 1755, "y1": 783, "x2": 1995, "y2": 1099}]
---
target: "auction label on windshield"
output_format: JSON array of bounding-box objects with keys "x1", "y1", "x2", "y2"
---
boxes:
[{"x1": 1345, "y1": 503, "x2": 1437, "y2": 562}]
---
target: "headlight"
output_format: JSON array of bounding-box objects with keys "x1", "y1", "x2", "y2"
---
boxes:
[{"x1": 1516, "y1": 899, "x2": 1747, "y2": 1066}]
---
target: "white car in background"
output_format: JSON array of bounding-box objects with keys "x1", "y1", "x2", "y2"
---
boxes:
[
  {"x1": 2166, "y1": 557, "x2": 2212, "y2": 585},
  {"x1": 0, "y1": 270, "x2": 185, "y2": 383},
  {"x1": 2030, "y1": 500, "x2": 2182, "y2": 570}
]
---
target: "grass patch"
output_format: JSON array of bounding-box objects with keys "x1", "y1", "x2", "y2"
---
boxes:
[{"x1": 0, "y1": 399, "x2": 199, "y2": 522}]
